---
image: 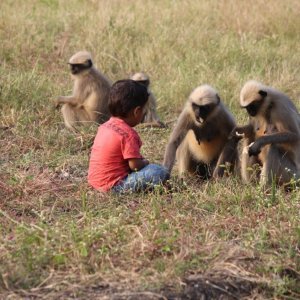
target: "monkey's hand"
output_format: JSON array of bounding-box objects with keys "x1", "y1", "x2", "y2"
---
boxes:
[
  {"x1": 235, "y1": 131, "x2": 245, "y2": 138},
  {"x1": 229, "y1": 127, "x2": 244, "y2": 141},
  {"x1": 248, "y1": 142, "x2": 261, "y2": 157},
  {"x1": 53, "y1": 98, "x2": 61, "y2": 109}
]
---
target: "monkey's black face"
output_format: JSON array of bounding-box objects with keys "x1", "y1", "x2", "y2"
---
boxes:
[
  {"x1": 192, "y1": 103, "x2": 215, "y2": 124},
  {"x1": 243, "y1": 90, "x2": 267, "y2": 117},
  {"x1": 69, "y1": 59, "x2": 93, "y2": 75},
  {"x1": 244, "y1": 99, "x2": 263, "y2": 117}
]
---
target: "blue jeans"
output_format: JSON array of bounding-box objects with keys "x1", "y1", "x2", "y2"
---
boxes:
[{"x1": 112, "y1": 164, "x2": 170, "y2": 193}]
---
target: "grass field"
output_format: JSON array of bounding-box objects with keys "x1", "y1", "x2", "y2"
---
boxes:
[{"x1": 1, "y1": 0, "x2": 300, "y2": 298}]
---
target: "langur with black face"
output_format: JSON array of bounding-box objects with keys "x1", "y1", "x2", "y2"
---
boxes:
[
  {"x1": 55, "y1": 51, "x2": 112, "y2": 130},
  {"x1": 130, "y1": 72, "x2": 165, "y2": 128},
  {"x1": 232, "y1": 80, "x2": 300, "y2": 186},
  {"x1": 163, "y1": 85, "x2": 238, "y2": 179}
]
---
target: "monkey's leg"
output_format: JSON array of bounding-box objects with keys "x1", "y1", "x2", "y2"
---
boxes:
[
  {"x1": 61, "y1": 104, "x2": 90, "y2": 130},
  {"x1": 141, "y1": 100, "x2": 165, "y2": 128},
  {"x1": 61, "y1": 104, "x2": 77, "y2": 129},
  {"x1": 213, "y1": 137, "x2": 239, "y2": 178},
  {"x1": 261, "y1": 145, "x2": 299, "y2": 186},
  {"x1": 140, "y1": 109, "x2": 165, "y2": 128},
  {"x1": 138, "y1": 121, "x2": 166, "y2": 128},
  {"x1": 146, "y1": 112, "x2": 165, "y2": 128},
  {"x1": 177, "y1": 142, "x2": 198, "y2": 177},
  {"x1": 241, "y1": 139, "x2": 261, "y2": 183},
  {"x1": 177, "y1": 141, "x2": 212, "y2": 179}
]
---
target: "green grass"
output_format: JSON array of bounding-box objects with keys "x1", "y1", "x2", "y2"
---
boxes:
[{"x1": 1, "y1": 0, "x2": 300, "y2": 298}]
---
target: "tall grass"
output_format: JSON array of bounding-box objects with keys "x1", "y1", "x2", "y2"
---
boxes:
[{"x1": 0, "y1": 0, "x2": 300, "y2": 298}]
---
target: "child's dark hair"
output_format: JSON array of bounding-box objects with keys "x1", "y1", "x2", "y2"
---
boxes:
[{"x1": 108, "y1": 79, "x2": 149, "y2": 117}]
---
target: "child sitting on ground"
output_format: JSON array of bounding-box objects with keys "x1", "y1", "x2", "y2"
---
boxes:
[{"x1": 88, "y1": 79, "x2": 169, "y2": 193}]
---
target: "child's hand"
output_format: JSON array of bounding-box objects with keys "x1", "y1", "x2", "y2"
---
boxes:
[
  {"x1": 143, "y1": 159, "x2": 150, "y2": 166},
  {"x1": 128, "y1": 158, "x2": 149, "y2": 171}
]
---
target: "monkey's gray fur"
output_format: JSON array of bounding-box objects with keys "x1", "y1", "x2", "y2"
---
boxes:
[
  {"x1": 55, "y1": 51, "x2": 112, "y2": 130},
  {"x1": 233, "y1": 80, "x2": 300, "y2": 186},
  {"x1": 130, "y1": 72, "x2": 165, "y2": 128},
  {"x1": 163, "y1": 84, "x2": 237, "y2": 179}
]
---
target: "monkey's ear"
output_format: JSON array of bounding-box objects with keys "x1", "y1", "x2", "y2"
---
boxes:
[
  {"x1": 258, "y1": 90, "x2": 267, "y2": 98},
  {"x1": 216, "y1": 94, "x2": 221, "y2": 104}
]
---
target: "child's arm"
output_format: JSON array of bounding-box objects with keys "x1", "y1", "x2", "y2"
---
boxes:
[{"x1": 128, "y1": 158, "x2": 149, "y2": 171}]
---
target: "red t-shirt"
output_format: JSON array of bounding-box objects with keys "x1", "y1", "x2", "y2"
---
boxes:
[{"x1": 88, "y1": 117, "x2": 143, "y2": 191}]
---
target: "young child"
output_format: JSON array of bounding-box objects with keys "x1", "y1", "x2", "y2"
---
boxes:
[{"x1": 88, "y1": 79, "x2": 169, "y2": 193}]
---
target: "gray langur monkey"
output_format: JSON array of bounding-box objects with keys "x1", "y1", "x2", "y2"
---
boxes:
[
  {"x1": 232, "y1": 80, "x2": 300, "y2": 186},
  {"x1": 55, "y1": 51, "x2": 112, "y2": 130},
  {"x1": 163, "y1": 85, "x2": 238, "y2": 179},
  {"x1": 130, "y1": 72, "x2": 165, "y2": 128}
]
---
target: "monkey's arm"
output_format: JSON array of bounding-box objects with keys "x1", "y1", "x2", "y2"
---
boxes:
[
  {"x1": 249, "y1": 131, "x2": 299, "y2": 156},
  {"x1": 213, "y1": 137, "x2": 238, "y2": 178},
  {"x1": 141, "y1": 96, "x2": 166, "y2": 128},
  {"x1": 138, "y1": 121, "x2": 166, "y2": 129},
  {"x1": 163, "y1": 113, "x2": 192, "y2": 172},
  {"x1": 147, "y1": 112, "x2": 166, "y2": 128},
  {"x1": 54, "y1": 96, "x2": 79, "y2": 108},
  {"x1": 212, "y1": 118, "x2": 238, "y2": 178}
]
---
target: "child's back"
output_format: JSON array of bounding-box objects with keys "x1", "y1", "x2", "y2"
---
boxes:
[
  {"x1": 88, "y1": 117, "x2": 142, "y2": 191},
  {"x1": 88, "y1": 79, "x2": 169, "y2": 193}
]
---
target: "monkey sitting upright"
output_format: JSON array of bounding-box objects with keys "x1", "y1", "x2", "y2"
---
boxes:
[
  {"x1": 233, "y1": 80, "x2": 300, "y2": 186},
  {"x1": 130, "y1": 72, "x2": 165, "y2": 128},
  {"x1": 163, "y1": 85, "x2": 237, "y2": 179},
  {"x1": 55, "y1": 51, "x2": 112, "y2": 130}
]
